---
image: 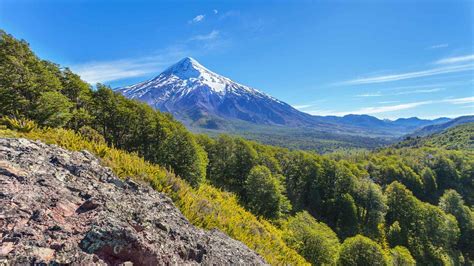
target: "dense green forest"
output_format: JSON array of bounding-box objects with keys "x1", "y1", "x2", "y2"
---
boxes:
[{"x1": 1, "y1": 30, "x2": 473, "y2": 265}]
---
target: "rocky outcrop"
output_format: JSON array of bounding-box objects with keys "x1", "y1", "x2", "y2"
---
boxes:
[{"x1": 0, "y1": 138, "x2": 266, "y2": 265}]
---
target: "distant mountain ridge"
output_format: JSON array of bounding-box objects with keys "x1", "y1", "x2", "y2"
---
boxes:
[
  {"x1": 409, "y1": 115, "x2": 474, "y2": 137},
  {"x1": 116, "y1": 57, "x2": 455, "y2": 137}
]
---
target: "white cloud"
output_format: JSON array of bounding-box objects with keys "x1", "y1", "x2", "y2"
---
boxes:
[
  {"x1": 356, "y1": 92, "x2": 382, "y2": 97},
  {"x1": 429, "y1": 43, "x2": 449, "y2": 49},
  {"x1": 393, "y1": 88, "x2": 444, "y2": 95},
  {"x1": 443, "y1": 96, "x2": 474, "y2": 105},
  {"x1": 190, "y1": 30, "x2": 219, "y2": 41},
  {"x1": 356, "y1": 88, "x2": 444, "y2": 98},
  {"x1": 341, "y1": 64, "x2": 474, "y2": 85},
  {"x1": 293, "y1": 104, "x2": 313, "y2": 109},
  {"x1": 296, "y1": 102, "x2": 431, "y2": 116},
  {"x1": 350, "y1": 101, "x2": 433, "y2": 115},
  {"x1": 213, "y1": 9, "x2": 218, "y2": 14},
  {"x1": 190, "y1": 14, "x2": 205, "y2": 23},
  {"x1": 70, "y1": 48, "x2": 189, "y2": 84},
  {"x1": 356, "y1": 88, "x2": 444, "y2": 97},
  {"x1": 300, "y1": 96, "x2": 474, "y2": 117},
  {"x1": 378, "y1": 101, "x2": 400, "y2": 104},
  {"x1": 435, "y1": 54, "x2": 474, "y2": 65},
  {"x1": 304, "y1": 109, "x2": 341, "y2": 116}
]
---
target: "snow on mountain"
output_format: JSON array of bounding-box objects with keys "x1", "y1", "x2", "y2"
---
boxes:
[
  {"x1": 116, "y1": 57, "x2": 453, "y2": 133},
  {"x1": 117, "y1": 57, "x2": 315, "y2": 126}
]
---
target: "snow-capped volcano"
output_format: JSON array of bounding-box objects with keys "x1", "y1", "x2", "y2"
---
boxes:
[
  {"x1": 116, "y1": 57, "x2": 454, "y2": 133},
  {"x1": 117, "y1": 57, "x2": 316, "y2": 127}
]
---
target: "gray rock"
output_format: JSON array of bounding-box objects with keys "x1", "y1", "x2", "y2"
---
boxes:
[{"x1": 0, "y1": 138, "x2": 266, "y2": 265}]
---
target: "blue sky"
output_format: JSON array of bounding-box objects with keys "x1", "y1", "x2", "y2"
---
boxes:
[{"x1": 1, "y1": 0, "x2": 473, "y2": 119}]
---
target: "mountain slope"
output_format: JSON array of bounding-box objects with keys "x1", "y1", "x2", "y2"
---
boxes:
[{"x1": 118, "y1": 57, "x2": 317, "y2": 127}]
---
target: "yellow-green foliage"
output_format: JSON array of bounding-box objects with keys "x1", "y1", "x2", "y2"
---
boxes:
[
  {"x1": 1, "y1": 117, "x2": 37, "y2": 132},
  {"x1": 0, "y1": 127, "x2": 308, "y2": 265},
  {"x1": 390, "y1": 246, "x2": 415, "y2": 266}
]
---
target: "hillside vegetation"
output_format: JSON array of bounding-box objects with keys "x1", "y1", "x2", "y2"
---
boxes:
[
  {"x1": 396, "y1": 122, "x2": 474, "y2": 150},
  {"x1": 1, "y1": 30, "x2": 473, "y2": 265}
]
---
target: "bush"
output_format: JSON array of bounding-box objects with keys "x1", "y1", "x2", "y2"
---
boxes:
[
  {"x1": 1, "y1": 116, "x2": 37, "y2": 133},
  {"x1": 78, "y1": 125, "x2": 106, "y2": 144}
]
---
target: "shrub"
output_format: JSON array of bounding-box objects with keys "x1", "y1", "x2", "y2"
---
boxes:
[{"x1": 1, "y1": 116, "x2": 37, "y2": 133}]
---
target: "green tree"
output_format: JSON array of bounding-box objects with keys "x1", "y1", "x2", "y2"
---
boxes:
[
  {"x1": 59, "y1": 68, "x2": 93, "y2": 129},
  {"x1": 390, "y1": 246, "x2": 415, "y2": 266},
  {"x1": 387, "y1": 221, "x2": 403, "y2": 247},
  {"x1": 283, "y1": 211, "x2": 340, "y2": 265},
  {"x1": 354, "y1": 180, "x2": 387, "y2": 239},
  {"x1": 35, "y1": 91, "x2": 73, "y2": 127},
  {"x1": 335, "y1": 193, "x2": 358, "y2": 239},
  {"x1": 206, "y1": 135, "x2": 257, "y2": 195},
  {"x1": 282, "y1": 151, "x2": 322, "y2": 212},
  {"x1": 439, "y1": 190, "x2": 474, "y2": 261},
  {"x1": 0, "y1": 31, "x2": 62, "y2": 118},
  {"x1": 421, "y1": 167, "x2": 437, "y2": 202},
  {"x1": 337, "y1": 234, "x2": 387, "y2": 266},
  {"x1": 385, "y1": 182, "x2": 460, "y2": 264},
  {"x1": 244, "y1": 165, "x2": 291, "y2": 219},
  {"x1": 433, "y1": 156, "x2": 459, "y2": 191}
]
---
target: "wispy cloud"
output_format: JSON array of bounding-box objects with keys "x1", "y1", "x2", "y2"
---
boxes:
[
  {"x1": 190, "y1": 30, "x2": 219, "y2": 41},
  {"x1": 303, "y1": 101, "x2": 432, "y2": 116},
  {"x1": 443, "y1": 96, "x2": 474, "y2": 105},
  {"x1": 213, "y1": 9, "x2": 218, "y2": 14},
  {"x1": 293, "y1": 104, "x2": 313, "y2": 109},
  {"x1": 356, "y1": 92, "x2": 382, "y2": 97},
  {"x1": 394, "y1": 88, "x2": 444, "y2": 95},
  {"x1": 300, "y1": 96, "x2": 473, "y2": 117},
  {"x1": 428, "y1": 43, "x2": 449, "y2": 49},
  {"x1": 292, "y1": 99, "x2": 328, "y2": 110},
  {"x1": 341, "y1": 64, "x2": 474, "y2": 85},
  {"x1": 190, "y1": 14, "x2": 205, "y2": 23},
  {"x1": 351, "y1": 101, "x2": 433, "y2": 115},
  {"x1": 378, "y1": 100, "x2": 400, "y2": 104},
  {"x1": 435, "y1": 54, "x2": 474, "y2": 65},
  {"x1": 356, "y1": 88, "x2": 444, "y2": 98},
  {"x1": 70, "y1": 48, "x2": 189, "y2": 84}
]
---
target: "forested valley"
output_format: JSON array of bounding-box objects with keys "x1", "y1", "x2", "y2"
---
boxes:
[{"x1": 1, "y1": 30, "x2": 473, "y2": 265}]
